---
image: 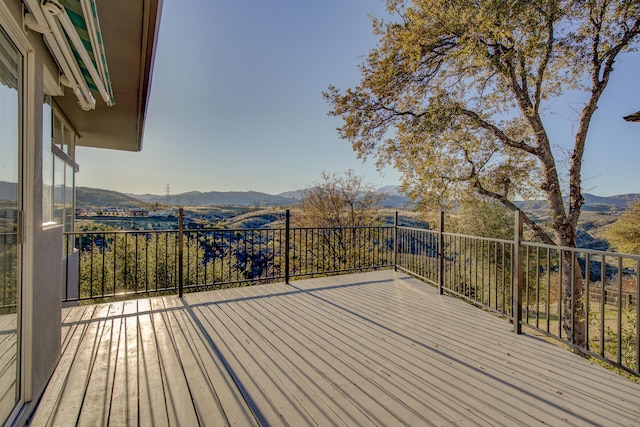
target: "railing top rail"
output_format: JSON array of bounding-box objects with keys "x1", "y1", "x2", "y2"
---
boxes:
[
  {"x1": 396, "y1": 226, "x2": 437, "y2": 233},
  {"x1": 521, "y1": 240, "x2": 640, "y2": 261},
  {"x1": 442, "y1": 232, "x2": 515, "y2": 246},
  {"x1": 65, "y1": 229, "x2": 179, "y2": 236},
  {"x1": 64, "y1": 227, "x2": 284, "y2": 236},
  {"x1": 291, "y1": 225, "x2": 393, "y2": 231},
  {"x1": 66, "y1": 225, "x2": 394, "y2": 236}
]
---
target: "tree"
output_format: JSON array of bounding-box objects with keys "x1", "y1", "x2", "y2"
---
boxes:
[
  {"x1": 293, "y1": 170, "x2": 387, "y2": 274},
  {"x1": 450, "y1": 199, "x2": 514, "y2": 240},
  {"x1": 605, "y1": 200, "x2": 640, "y2": 255},
  {"x1": 296, "y1": 170, "x2": 384, "y2": 229},
  {"x1": 325, "y1": 0, "x2": 640, "y2": 346}
]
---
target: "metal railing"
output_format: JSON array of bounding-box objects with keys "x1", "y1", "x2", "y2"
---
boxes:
[
  {"x1": 396, "y1": 227, "x2": 516, "y2": 317},
  {"x1": 0, "y1": 231, "x2": 18, "y2": 313},
  {"x1": 394, "y1": 211, "x2": 639, "y2": 377},
  {"x1": 64, "y1": 210, "x2": 394, "y2": 301},
  {"x1": 519, "y1": 242, "x2": 640, "y2": 375},
  {"x1": 64, "y1": 209, "x2": 639, "y2": 376}
]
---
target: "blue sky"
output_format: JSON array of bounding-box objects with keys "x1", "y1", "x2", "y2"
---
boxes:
[{"x1": 76, "y1": 0, "x2": 640, "y2": 197}]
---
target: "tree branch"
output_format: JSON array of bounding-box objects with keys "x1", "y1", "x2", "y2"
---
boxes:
[
  {"x1": 459, "y1": 109, "x2": 538, "y2": 155},
  {"x1": 534, "y1": 9, "x2": 555, "y2": 113},
  {"x1": 473, "y1": 181, "x2": 555, "y2": 246},
  {"x1": 569, "y1": 15, "x2": 640, "y2": 227}
]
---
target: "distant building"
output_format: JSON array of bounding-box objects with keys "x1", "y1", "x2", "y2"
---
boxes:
[
  {"x1": 128, "y1": 208, "x2": 148, "y2": 217},
  {"x1": 149, "y1": 210, "x2": 174, "y2": 218}
]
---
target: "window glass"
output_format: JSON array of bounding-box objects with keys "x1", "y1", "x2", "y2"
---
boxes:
[
  {"x1": 53, "y1": 115, "x2": 62, "y2": 149},
  {"x1": 43, "y1": 99, "x2": 54, "y2": 225},
  {"x1": 64, "y1": 127, "x2": 74, "y2": 156},
  {"x1": 44, "y1": 107, "x2": 77, "y2": 229},
  {"x1": 0, "y1": 24, "x2": 20, "y2": 422},
  {"x1": 64, "y1": 163, "x2": 74, "y2": 231},
  {"x1": 54, "y1": 156, "x2": 64, "y2": 225}
]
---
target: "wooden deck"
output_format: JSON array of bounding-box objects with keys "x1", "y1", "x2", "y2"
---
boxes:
[
  {"x1": 0, "y1": 313, "x2": 17, "y2": 420},
  {"x1": 30, "y1": 271, "x2": 640, "y2": 426}
]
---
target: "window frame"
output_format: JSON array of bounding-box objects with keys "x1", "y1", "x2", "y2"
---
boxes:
[{"x1": 42, "y1": 103, "x2": 78, "y2": 232}]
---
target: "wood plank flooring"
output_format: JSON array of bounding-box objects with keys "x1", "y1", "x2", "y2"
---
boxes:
[
  {"x1": 29, "y1": 271, "x2": 640, "y2": 426},
  {"x1": 0, "y1": 313, "x2": 17, "y2": 421}
]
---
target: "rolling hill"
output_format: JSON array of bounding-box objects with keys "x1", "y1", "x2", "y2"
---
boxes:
[
  {"x1": 76, "y1": 187, "x2": 143, "y2": 207},
  {"x1": 77, "y1": 185, "x2": 640, "y2": 213},
  {"x1": 138, "y1": 190, "x2": 298, "y2": 207}
]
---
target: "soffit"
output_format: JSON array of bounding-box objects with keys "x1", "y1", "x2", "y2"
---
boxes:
[{"x1": 54, "y1": 0, "x2": 162, "y2": 152}]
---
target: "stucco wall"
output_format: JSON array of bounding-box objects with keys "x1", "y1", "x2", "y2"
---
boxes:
[
  {"x1": 30, "y1": 226, "x2": 62, "y2": 398},
  {"x1": 27, "y1": 27, "x2": 63, "y2": 410}
]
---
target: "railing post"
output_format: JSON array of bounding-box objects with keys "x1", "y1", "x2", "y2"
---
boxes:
[
  {"x1": 178, "y1": 207, "x2": 184, "y2": 298},
  {"x1": 285, "y1": 209, "x2": 290, "y2": 285},
  {"x1": 393, "y1": 211, "x2": 398, "y2": 271},
  {"x1": 513, "y1": 209, "x2": 523, "y2": 334},
  {"x1": 438, "y1": 211, "x2": 444, "y2": 295}
]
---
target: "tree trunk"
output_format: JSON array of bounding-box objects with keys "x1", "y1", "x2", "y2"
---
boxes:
[
  {"x1": 557, "y1": 226, "x2": 586, "y2": 348},
  {"x1": 561, "y1": 253, "x2": 586, "y2": 347}
]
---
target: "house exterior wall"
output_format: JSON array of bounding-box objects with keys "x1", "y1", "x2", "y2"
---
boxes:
[
  {"x1": 1, "y1": 1, "x2": 63, "y2": 424},
  {"x1": 1, "y1": 1, "x2": 160, "y2": 423},
  {"x1": 26, "y1": 45, "x2": 62, "y2": 418}
]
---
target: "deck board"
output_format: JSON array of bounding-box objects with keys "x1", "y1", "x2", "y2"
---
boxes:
[
  {"x1": 75, "y1": 305, "x2": 119, "y2": 427},
  {"x1": 136, "y1": 298, "x2": 169, "y2": 427},
  {"x1": 30, "y1": 271, "x2": 640, "y2": 426}
]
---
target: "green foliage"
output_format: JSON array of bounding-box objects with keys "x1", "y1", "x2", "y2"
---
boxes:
[
  {"x1": 296, "y1": 170, "x2": 385, "y2": 228},
  {"x1": 605, "y1": 200, "x2": 640, "y2": 255},
  {"x1": 292, "y1": 170, "x2": 392, "y2": 275},
  {"x1": 325, "y1": 0, "x2": 640, "y2": 247},
  {"x1": 604, "y1": 307, "x2": 638, "y2": 371},
  {"x1": 81, "y1": 230, "x2": 267, "y2": 297},
  {"x1": 450, "y1": 199, "x2": 514, "y2": 239},
  {"x1": 0, "y1": 244, "x2": 17, "y2": 314}
]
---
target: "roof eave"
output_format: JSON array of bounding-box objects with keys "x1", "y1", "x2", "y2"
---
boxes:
[{"x1": 53, "y1": 0, "x2": 163, "y2": 152}]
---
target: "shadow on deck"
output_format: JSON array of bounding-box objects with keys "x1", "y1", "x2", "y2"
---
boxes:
[{"x1": 30, "y1": 271, "x2": 640, "y2": 426}]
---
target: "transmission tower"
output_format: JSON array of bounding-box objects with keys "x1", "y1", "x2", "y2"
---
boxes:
[{"x1": 165, "y1": 184, "x2": 171, "y2": 205}]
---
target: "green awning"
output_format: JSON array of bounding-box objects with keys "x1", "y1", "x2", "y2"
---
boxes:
[
  {"x1": 40, "y1": 0, "x2": 114, "y2": 108},
  {"x1": 58, "y1": 0, "x2": 114, "y2": 105},
  {"x1": 0, "y1": 27, "x2": 19, "y2": 91}
]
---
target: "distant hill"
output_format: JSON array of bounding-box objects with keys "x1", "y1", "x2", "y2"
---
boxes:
[
  {"x1": 582, "y1": 193, "x2": 640, "y2": 210},
  {"x1": 76, "y1": 187, "x2": 143, "y2": 207},
  {"x1": 516, "y1": 193, "x2": 640, "y2": 213},
  {"x1": 78, "y1": 185, "x2": 640, "y2": 212},
  {"x1": 277, "y1": 189, "x2": 305, "y2": 200},
  {"x1": 276, "y1": 186, "x2": 414, "y2": 209},
  {"x1": 132, "y1": 190, "x2": 299, "y2": 207}
]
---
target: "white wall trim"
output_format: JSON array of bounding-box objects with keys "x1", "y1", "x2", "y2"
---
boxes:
[
  {"x1": 0, "y1": 1, "x2": 32, "y2": 54},
  {"x1": 22, "y1": 48, "x2": 36, "y2": 404},
  {"x1": 0, "y1": 0, "x2": 36, "y2": 407}
]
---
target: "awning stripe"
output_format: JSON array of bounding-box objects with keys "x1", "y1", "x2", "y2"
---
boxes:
[
  {"x1": 84, "y1": 0, "x2": 114, "y2": 102},
  {"x1": 57, "y1": 0, "x2": 114, "y2": 105}
]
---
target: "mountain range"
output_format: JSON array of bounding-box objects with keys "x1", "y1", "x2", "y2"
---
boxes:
[
  {"x1": 128, "y1": 190, "x2": 298, "y2": 207},
  {"x1": 0, "y1": 177, "x2": 636, "y2": 211},
  {"x1": 71, "y1": 184, "x2": 640, "y2": 211},
  {"x1": 0, "y1": 180, "x2": 636, "y2": 211}
]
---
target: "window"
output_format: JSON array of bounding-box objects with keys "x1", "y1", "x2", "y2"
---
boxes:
[
  {"x1": 0, "y1": 22, "x2": 20, "y2": 422},
  {"x1": 42, "y1": 104, "x2": 78, "y2": 232},
  {"x1": 42, "y1": 98, "x2": 53, "y2": 225}
]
